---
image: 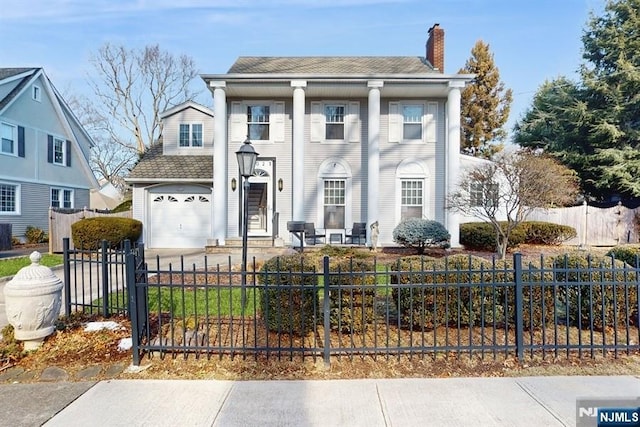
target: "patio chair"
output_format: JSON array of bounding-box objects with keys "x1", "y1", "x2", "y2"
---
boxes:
[
  {"x1": 345, "y1": 222, "x2": 366, "y2": 245},
  {"x1": 304, "y1": 222, "x2": 326, "y2": 245}
]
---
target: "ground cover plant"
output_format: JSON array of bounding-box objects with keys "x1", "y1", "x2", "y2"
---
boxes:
[{"x1": 1, "y1": 243, "x2": 639, "y2": 383}]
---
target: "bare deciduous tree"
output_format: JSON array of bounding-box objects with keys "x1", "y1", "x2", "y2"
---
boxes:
[
  {"x1": 66, "y1": 93, "x2": 137, "y2": 193},
  {"x1": 448, "y1": 150, "x2": 579, "y2": 258},
  {"x1": 88, "y1": 43, "x2": 200, "y2": 154}
]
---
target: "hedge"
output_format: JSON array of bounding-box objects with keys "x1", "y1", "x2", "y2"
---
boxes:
[{"x1": 71, "y1": 217, "x2": 142, "y2": 249}]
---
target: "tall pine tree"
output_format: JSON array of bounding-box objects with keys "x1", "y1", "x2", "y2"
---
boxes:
[
  {"x1": 459, "y1": 40, "x2": 513, "y2": 158},
  {"x1": 514, "y1": 0, "x2": 640, "y2": 201}
]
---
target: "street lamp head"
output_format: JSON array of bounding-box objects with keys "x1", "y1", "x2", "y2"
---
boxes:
[{"x1": 236, "y1": 137, "x2": 259, "y2": 178}]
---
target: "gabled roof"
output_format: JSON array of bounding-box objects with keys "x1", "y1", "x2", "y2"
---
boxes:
[
  {"x1": 159, "y1": 101, "x2": 215, "y2": 119},
  {"x1": 0, "y1": 67, "x2": 39, "y2": 112},
  {"x1": 228, "y1": 56, "x2": 438, "y2": 75},
  {"x1": 126, "y1": 140, "x2": 213, "y2": 183}
]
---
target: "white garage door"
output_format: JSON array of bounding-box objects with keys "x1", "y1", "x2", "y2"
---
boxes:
[{"x1": 148, "y1": 189, "x2": 211, "y2": 248}]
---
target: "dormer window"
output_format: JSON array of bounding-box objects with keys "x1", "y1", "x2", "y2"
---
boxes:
[
  {"x1": 32, "y1": 85, "x2": 41, "y2": 102},
  {"x1": 179, "y1": 123, "x2": 203, "y2": 147}
]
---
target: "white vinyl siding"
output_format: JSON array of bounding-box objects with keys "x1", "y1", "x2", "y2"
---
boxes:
[
  {"x1": 388, "y1": 101, "x2": 437, "y2": 143},
  {"x1": 310, "y1": 101, "x2": 360, "y2": 143}
]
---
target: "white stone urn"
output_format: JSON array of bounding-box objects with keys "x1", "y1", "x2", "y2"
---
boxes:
[{"x1": 4, "y1": 251, "x2": 62, "y2": 350}]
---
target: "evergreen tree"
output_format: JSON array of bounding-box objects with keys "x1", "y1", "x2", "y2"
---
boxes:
[
  {"x1": 514, "y1": 0, "x2": 640, "y2": 200},
  {"x1": 458, "y1": 40, "x2": 513, "y2": 158}
]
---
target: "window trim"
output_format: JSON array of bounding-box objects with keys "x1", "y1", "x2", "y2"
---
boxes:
[
  {"x1": 0, "y1": 182, "x2": 20, "y2": 215},
  {"x1": 389, "y1": 101, "x2": 437, "y2": 144},
  {"x1": 317, "y1": 158, "x2": 353, "y2": 230},
  {"x1": 400, "y1": 179, "x2": 425, "y2": 221},
  {"x1": 53, "y1": 137, "x2": 66, "y2": 165},
  {"x1": 310, "y1": 101, "x2": 360, "y2": 144},
  {"x1": 247, "y1": 104, "x2": 271, "y2": 142},
  {"x1": 32, "y1": 85, "x2": 41, "y2": 102},
  {"x1": 178, "y1": 122, "x2": 203, "y2": 148},
  {"x1": 50, "y1": 187, "x2": 74, "y2": 209},
  {"x1": 324, "y1": 104, "x2": 346, "y2": 141},
  {"x1": 395, "y1": 159, "x2": 429, "y2": 223},
  {"x1": 1, "y1": 122, "x2": 17, "y2": 156},
  {"x1": 470, "y1": 182, "x2": 499, "y2": 208}
]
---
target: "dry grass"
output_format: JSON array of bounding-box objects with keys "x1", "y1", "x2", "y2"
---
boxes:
[{"x1": 3, "y1": 244, "x2": 639, "y2": 382}]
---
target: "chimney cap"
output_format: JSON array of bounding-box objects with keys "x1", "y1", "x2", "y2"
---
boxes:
[{"x1": 428, "y1": 23, "x2": 441, "y2": 33}]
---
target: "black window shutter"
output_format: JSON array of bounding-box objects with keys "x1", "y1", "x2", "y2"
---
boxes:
[
  {"x1": 66, "y1": 140, "x2": 71, "y2": 167},
  {"x1": 18, "y1": 126, "x2": 25, "y2": 158},
  {"x1": 47, "y1": 135, "x2": 53, "y2": 163}
]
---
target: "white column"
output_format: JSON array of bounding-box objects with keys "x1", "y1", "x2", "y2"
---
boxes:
[
  {"x1": 291, "y1": 80, "x2": 306, "y2": 246},
  {"x1": 447, "y1": 82, "x2": 464, "y2": 247},
  {"x1": 211, "y1": 81, "x2": 227, "y2": 246},
  {"x1": 367, "y1": 81, "x2": 383, "y2": 246}
]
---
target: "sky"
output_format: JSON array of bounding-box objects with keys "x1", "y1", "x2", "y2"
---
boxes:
[{"x1": 0, "y1": 0, "x2": 606, "y2": 140}]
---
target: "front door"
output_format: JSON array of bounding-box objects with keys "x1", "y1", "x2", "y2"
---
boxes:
[{"x1": 247, "y1": 161, "x2": 272, "y2": 237}]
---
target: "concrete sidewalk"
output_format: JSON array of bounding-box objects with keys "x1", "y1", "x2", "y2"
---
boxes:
[{"x1": 0, "y1": 375, "x2": 637, "y2": 426}]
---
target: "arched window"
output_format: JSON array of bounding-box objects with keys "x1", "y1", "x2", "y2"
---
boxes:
[{"x1": 317, "y1": 159, "x2": 352, "y2": 229}]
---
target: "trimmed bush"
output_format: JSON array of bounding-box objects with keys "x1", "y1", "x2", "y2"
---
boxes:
[
  {"x1": 393, "y1": 218, "x2": 450, "y2": 252},
  {"x1": 71, "y1": 217, "x2": 142, "y2": 249},
  {"x1": 112, "y1": 200, "x2": 132, "y2": 213},
  {"x1": 519, "y1": 221, "x2": 576, "y2": 245},
  {"x1": 460, "y1": 222, "x2": 526, "y2": 252},
  {"x1": 258, "y1": 254, "x2": 319, "y2": 336},
  {"x1": 606, "y1": 245, "x2": 640, "y2": 267},
  {"x1": 25, "y1": 225, "x2": 47, "y2": 244},
  {"x1": 391, "y1": 255, "x2": 508, "y2": 329},
  {"x1": 552, "y1": 252, "x2": 638, "y2": 329},
  {"x1": 327, "y1": 258, "x2": 378, "y2": 333}
]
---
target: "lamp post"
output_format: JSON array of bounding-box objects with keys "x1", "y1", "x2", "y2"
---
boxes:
[{"x1": 236, "y1": 137, "x2": 259, "y2": 307}]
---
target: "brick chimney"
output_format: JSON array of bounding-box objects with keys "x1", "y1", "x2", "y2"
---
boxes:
[{"x1": 426, "y1": 23, "x2": 444, "y2": 72}]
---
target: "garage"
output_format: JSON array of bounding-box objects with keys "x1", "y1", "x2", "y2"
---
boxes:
[{"x1": 147, "y1": 185, "x2": 211, "y2": 248}]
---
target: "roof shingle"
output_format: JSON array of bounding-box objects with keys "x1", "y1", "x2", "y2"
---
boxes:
[
  {"x1": 227, "y1": 57, "x2": 436, "y2": 75},
  {"x1": 127, "y1": 141, "x2": 213, "y2": 181}
]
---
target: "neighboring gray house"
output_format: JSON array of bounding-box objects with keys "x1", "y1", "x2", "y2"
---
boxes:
[
  {"x1": 128, "y1": 24, "x2": 474, "y2": 249},
  {"x1": 0, "y1": 68, "x2": 98, "y2": 240}
]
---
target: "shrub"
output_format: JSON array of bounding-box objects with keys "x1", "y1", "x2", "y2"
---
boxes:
[
  {"x1": 258, "y1": 254, "x2": 319, "y2": 336},
  {"x1": 112, "y1": 200, "x2": 132, "y2": 213},
  {"x1": 606, "y1": 245, "x2": 640, "y2": 267},
  {"x1": 519, "y1": 221, "x2": 576, "y2": 245},
  {"x1": 391, "y1": 255, "x2": 508, "y2": 329},
  {"x1": 71, "y1": 217, "x2": 142, "y2": 249},
  {"x1": 393, "y1": 218, "x2": 450, "y2": 252},
  {"x1": 327, "y1": 258, "x2": 378, "y2": 333},
  {"x1": 552, "y1": 252, "x2": 638, "y2": 329},
  {"x1": 460, "y1": 222, "x2": 526, "y2": 252},
  {"x1": 25, "y1": 225, "x2": 48, "y2": 244}
]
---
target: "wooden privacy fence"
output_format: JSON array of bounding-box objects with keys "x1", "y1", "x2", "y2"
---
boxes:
[
  {"x1": 527, "y1": 203, "x2": 639, "y2": 247},
  {"x1": 48, "y1": 207, "x2": 131, "y2": 253}
]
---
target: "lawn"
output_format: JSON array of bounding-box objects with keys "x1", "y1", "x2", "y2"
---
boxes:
[{"x1": 0, "y1": 254, "x2": 64, "y2": 278}]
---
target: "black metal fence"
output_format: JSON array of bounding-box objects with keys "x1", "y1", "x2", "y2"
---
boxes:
[{"x1": 62, "y1": 242, "x2": 640, "y2": 367}]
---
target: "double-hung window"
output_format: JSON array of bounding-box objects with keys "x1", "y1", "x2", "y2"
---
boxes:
[
  {"x1": 53, "y1": 137, "x2": 65, "y2": 165},
  {"x1": 323, "y1": 179, "x2": 345, "y2": 229},
  {"x1": 400, "y1": 179, "x2": 424, "y2": 221},
  {"x1": 403, "y1": 105, "x2": 424, "y2": 141},
  {"x1": 470, "y1": 182, "x2": 499, "y2": 208},
  {"x1": 0, "y1": 183, "x2": 19, "y2": 214},
  {"x1": 179, "y1": 123, "x2": 203, "y2": 147},
  {"x1": 1, "y1": 123, "x2": 16, "y2": 155},
  {"x1": 325, "y1": 105, "x2": 345, "y2": 140},
  {"x1": 247, "y1": 106, "x2": 270, "y2": 141},
  {"x1": 51, "y1": 188, "x2": 73, "y2": 209}
]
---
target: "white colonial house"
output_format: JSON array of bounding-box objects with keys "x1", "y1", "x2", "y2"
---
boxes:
[{"x1": 127, "y1": 24, "x2": 475, "y2": 249}]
